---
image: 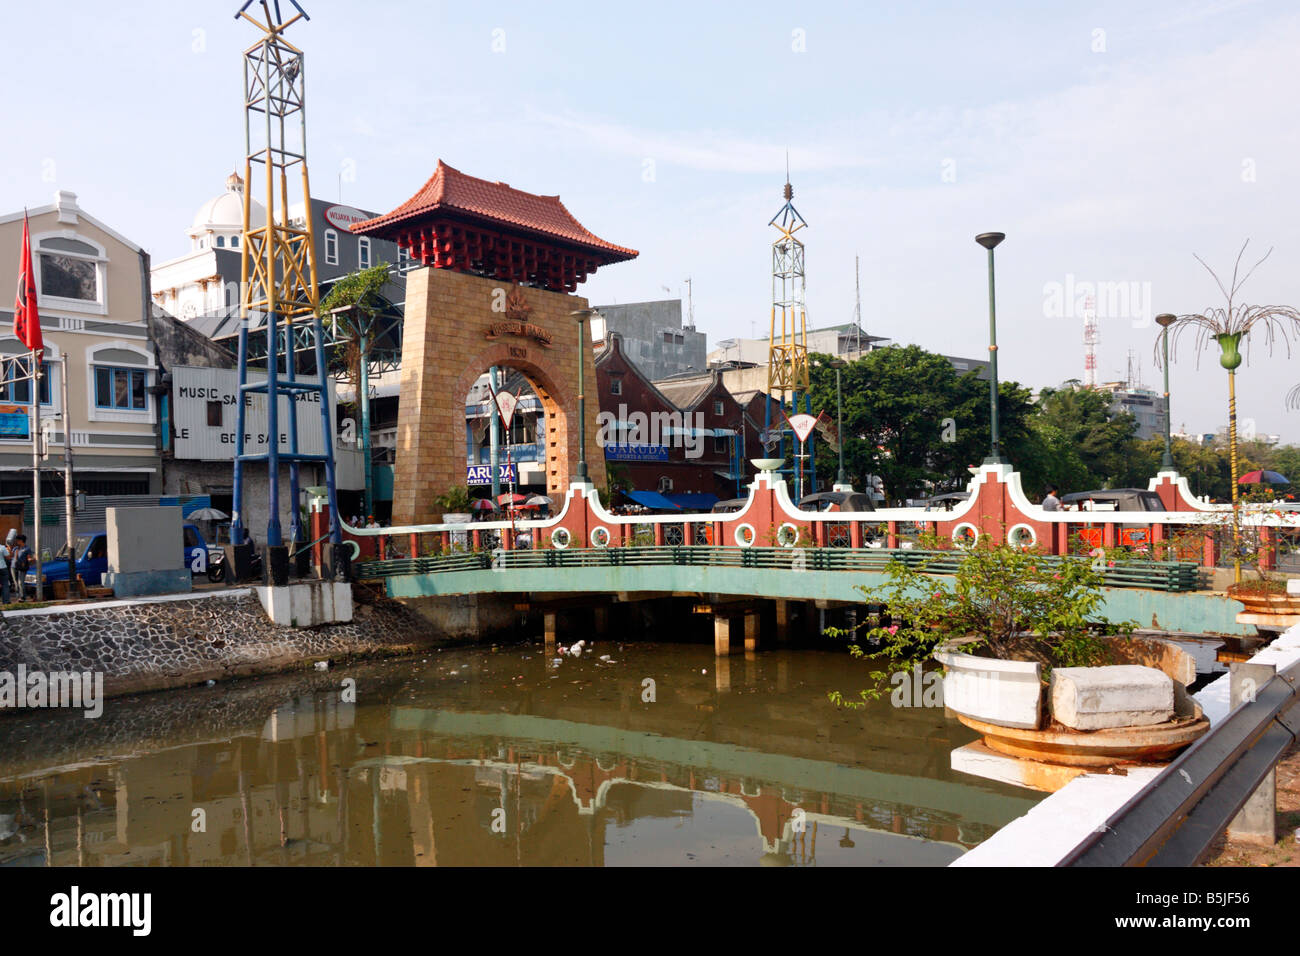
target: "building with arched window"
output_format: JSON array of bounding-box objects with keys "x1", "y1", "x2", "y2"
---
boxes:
[{"x1": 0, "y1": 189, "x2": 161, "y2": 498}]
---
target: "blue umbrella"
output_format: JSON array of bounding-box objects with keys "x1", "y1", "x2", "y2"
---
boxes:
[{"x1": 1238, "y1": 469, "x2": 1289, "y2": 484}]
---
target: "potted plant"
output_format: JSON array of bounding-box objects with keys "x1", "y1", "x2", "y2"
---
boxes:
[{"x1": 828, "y1": 538, "x2": 1208, "y2": 774}]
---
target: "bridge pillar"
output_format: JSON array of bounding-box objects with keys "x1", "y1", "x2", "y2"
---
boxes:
[
  {"x1": 594, "y1": 606, "x2": 608, "y2": 635},
  {"x1": 714, "y1": 614, "x2": 733, "y2": 657},
  {"x1": 544, "y1": 612, "x2": 558, "y2": 655},
  {"x1": 744, "y1": 612, "x2": 759, "y2": 652},
  {"x1": 775, "y1": 600, "x2": 790, "y2": 644}
]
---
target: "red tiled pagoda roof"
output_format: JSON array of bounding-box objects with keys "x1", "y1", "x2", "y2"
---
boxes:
[{"x1": 350, "y1": 160, "x2": 638, "y2": 262}]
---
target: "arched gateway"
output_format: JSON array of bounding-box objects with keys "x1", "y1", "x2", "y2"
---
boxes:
[{"x1": 352, "y1": 161, "x2": 637, "y2": 525}]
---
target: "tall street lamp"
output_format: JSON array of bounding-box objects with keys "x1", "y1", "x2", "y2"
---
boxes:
[
  {"x1": 975, "y1": 232, "x2": 1006, "y2": 465},
  {"x1": 830, "y1": 358, "x2": 848, "y2": 488},
  {"x1": 570, "y1": 309, "x2": 592, "y2": 483},
  {"x1": 1155, "y1": 312, "x2": 1176, "y2": 471}
]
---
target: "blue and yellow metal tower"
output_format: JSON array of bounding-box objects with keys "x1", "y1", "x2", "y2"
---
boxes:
[
  {"x1": 230, "y1": 0, "x2": 343, "y2": 580},
  {"x1": 764, "y1": 174, "x2": 816, "y2": 499}
]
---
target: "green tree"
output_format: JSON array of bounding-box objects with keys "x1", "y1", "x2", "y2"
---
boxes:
[{"x1": 806, "y1": 347, "x2": 1033, "y2": 503}]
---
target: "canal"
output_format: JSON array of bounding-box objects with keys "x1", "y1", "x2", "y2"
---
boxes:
[{"x1": 0, "y1": 637, "x2": 1040, "y2": 867}]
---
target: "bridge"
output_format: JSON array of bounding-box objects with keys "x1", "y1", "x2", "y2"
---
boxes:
[{"x1": 311, "y1": 463, "x2": 1300, "y2": 643}]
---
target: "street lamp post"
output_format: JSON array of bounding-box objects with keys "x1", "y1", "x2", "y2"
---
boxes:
[
  {"x1": 570, "y1": 309, "x2": 592, "y2": 483},
  {"x1": 975, "y1": 232, "x2": 1006, "y2": 465},
  {"x1": 1156, "y1": 313, "x2": 1176, "y2": 471},
  {"x1": 831, "y1": 358, "x2": 848, "y2": 488}
]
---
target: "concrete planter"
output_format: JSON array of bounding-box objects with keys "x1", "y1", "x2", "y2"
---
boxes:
[
  {"x1": 1228, "y1": 585, "x2": 1300, "y2": 629},
  {"x1": 941, "y1": 636, "x2": 1210, "y2": 791},
  {"x1": 933, "y1": 645, "x2": 1044, "y2": 730}
]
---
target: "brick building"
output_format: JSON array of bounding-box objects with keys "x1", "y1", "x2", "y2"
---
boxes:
[{"x1": 594, "y1": 333, "x2": 764, "y2": 508}]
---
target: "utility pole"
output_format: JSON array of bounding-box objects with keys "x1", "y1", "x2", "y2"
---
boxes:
[
  {"x1": 61, "y1": 356, "x2": 75, "y2": 589},
  {"x1": 854, "y1": 255, "x2": 861, "y2": 356}
]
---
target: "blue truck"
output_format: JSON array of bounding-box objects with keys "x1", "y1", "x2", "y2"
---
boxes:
[{"x1": 26, "y1": 523, "x2": 212, "y2": 593}]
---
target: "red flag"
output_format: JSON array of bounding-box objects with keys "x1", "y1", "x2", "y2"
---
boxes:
[{"x1": 13, "y1": 212, "x2": 42, "y2": 357}]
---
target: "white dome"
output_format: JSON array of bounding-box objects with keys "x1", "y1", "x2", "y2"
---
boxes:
[{"x1": 191, "y1": 172, "x2": 265, "y2": 233}]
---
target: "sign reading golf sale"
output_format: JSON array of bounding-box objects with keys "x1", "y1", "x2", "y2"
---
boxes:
[{"x1": 170, "y1": 366, "x2": 337, "y2": 460}]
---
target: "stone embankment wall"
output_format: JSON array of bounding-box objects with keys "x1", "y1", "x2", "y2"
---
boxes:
[{"x1": 0, "y1": 587, "x2": 447, "y2": 701}]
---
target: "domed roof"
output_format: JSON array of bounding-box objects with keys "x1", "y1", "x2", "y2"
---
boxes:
[{"x1": 192, "y1": 171, "x2": 265, "y2": 233}]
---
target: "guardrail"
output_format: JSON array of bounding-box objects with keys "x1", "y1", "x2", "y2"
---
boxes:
[
  {"x1": 354, "y1": 546, "x2": 1205, "y2": 592},
  {"x1": 1061, "y1": 656, "x2": 1300, "y2": 866}
]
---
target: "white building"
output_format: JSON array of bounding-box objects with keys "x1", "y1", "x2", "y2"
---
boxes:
[{"x1": 150, "y1": 172, "x2": 265, "y2": 322}]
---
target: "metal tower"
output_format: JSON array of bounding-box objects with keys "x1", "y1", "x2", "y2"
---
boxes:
[
  {"x1": 230, "y1": 0, "x2": 343, "y2": 578},
  {"x1": 764, "y1": 171, "x2": 815, "y2": 495},
  {"x1": 767, "y1": 177, "x2": 810, "y2": 399},
  {"x1": 1082, "y1": 293, "x2": 1099, "y2": 387}
]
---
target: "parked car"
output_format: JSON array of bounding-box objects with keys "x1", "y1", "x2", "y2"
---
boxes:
[
  {"x1": 797, "y1": 491, "x2": 876, "y2": 513},
  {"x1": 27, "y1": 523, "x2": 211, "y2": 592},
  {"x1": 1060, "y1": 488, "x2": 1165, "y2": 550}
]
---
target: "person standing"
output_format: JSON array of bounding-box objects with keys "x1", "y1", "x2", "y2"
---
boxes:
[
  {"x1": 0, "y1": 538, "x2": 11, "y2": 605},
  {"x1": 1042, "y1": 484, "x2": 1061, "y2": 512},
  {"x1": 10, "y1": 535, "x2": 31, "y2": 601}
]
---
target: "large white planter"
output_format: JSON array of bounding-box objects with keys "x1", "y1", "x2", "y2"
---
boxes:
[{"x1": 933, "y1": 646, "x2": 1043, "y2": 730}]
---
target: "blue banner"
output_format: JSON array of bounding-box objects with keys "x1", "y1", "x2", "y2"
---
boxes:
[
  {"x1": 0, "y1": 406, "x2": 29, "y2": 439},
  {"x1": 605, "y1": 443, "x2": 669, "y2": 462}
]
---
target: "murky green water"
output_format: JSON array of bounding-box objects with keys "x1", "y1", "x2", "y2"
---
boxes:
[{"x1": 0, "y1": 641, "x2": 1039, "y2": 866}]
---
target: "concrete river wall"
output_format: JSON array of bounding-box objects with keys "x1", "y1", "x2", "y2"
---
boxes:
[{"x1": 0, "y1": 588, "x2": 460, "y2": 701}]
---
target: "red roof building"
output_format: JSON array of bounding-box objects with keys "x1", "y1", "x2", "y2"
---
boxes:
[{"x1": 350, "y1": 160, "x2": 637, "y2": 292}]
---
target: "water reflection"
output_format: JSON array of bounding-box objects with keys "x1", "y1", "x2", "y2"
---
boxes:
[{"x1": 0, "y1": 644, "x2": 1039, "y2": 866}]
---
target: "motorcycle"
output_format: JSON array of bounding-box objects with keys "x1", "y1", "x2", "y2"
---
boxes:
[{"x1": 206, "y1": 548, "x2": 264, "y2": 583}]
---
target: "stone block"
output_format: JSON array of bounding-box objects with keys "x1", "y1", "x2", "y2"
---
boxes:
[
  {"x1": 106, "y1": 506, "x2": 183, "y2": 574},
  {"x1": 1050, "y1": 665, "x2": 1174, "y2": 730},
  {"x1": 254, "y1": 580, "x2": 354, "y2": 628}
]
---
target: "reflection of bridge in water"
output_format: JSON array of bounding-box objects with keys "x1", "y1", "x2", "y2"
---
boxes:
[{"x1": 0, "y1": 647, "x2": 1038, "y2": 866}]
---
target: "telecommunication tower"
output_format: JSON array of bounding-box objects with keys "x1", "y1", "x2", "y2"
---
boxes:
[
  {"x1": 1082, "y1": 293, "x2": 1099, "y2": 388},
  {"x1": 230, "y1": 0, "x2": 343, "y2": 578}
]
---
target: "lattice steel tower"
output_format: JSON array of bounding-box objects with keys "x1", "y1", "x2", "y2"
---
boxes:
[
  {"x1": 767, "y1": 177, "x2": 810, "y2": 399},
  {"x1": 763, "y1": 171, "x2": 815, "y2": 491},
  {"x1": 230, "y1": 0, "x2": 343, "y2": 577}
]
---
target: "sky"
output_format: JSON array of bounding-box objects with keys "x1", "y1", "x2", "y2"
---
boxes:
[{"x1": 7, "y1": 0, "x2": 1300, "y2": 441}]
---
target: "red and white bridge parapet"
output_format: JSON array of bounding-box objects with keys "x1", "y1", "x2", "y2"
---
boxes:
[{"x1": 312, "y1": 463, "x2": 1300, "y2": 571}]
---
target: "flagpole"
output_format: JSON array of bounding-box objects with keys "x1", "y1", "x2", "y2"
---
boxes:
[{"x1": 30, "y1": 349, "x2": 41, "y2": 603}]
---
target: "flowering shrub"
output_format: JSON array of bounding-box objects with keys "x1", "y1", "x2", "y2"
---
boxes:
[{"x1": 828, "y1": 539, "x2": 1133, "y2": 707}]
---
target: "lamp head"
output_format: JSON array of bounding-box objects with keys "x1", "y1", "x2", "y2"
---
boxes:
[
  {"x1": 1155, "y1": 313, "x2": 1177, "y2": 328},
  {"x1": 975, "y1": 232, "x2": 1005, "y2": 250}
]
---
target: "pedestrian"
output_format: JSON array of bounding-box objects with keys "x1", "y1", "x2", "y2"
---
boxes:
[
  {"x1": 10, "y1": 535, "x2": 31, "y2": 601},
  {"x1": 1042, "y1": 484, "x2": 1061, "y2": 512},
  {"x1": 0, "y1": 538, "x2": 11, "y2": 605}
]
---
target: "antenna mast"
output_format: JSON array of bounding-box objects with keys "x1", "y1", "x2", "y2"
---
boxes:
[{"x1": 1082, "y1": 293, "x2": 1098, "y2": 388}]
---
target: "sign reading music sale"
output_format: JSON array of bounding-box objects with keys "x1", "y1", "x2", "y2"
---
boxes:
[{"x1": 170, "y1": 366, "x2": 337, "y2": 460}]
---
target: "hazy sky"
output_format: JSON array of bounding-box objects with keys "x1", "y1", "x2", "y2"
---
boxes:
[{"x1": 7, "y1": 1, "x2": 1300, "y2": 441}]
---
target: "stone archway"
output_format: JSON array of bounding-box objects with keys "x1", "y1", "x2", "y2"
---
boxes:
[{"x1": 392, "y1": 266, "x2": 606, "y2": 525}]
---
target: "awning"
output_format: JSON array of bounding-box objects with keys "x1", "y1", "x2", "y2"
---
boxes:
[
  {"x1": 714, "y1": 470, "x2": 744, "y2": 481},
  {"x1": 624, "y1": 490, "x2": 681, "y2": 511},
  {"x1": 665, "y1": 492, "x2": 719, "y2": 511},
  {"x1": 712, "y1": 428, "x2": 737, "y2": 436}
]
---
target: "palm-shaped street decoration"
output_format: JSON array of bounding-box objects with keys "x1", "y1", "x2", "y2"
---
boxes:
[{"x1": 1157, "y1": 241, "x2": 1300, "y2": 583}]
